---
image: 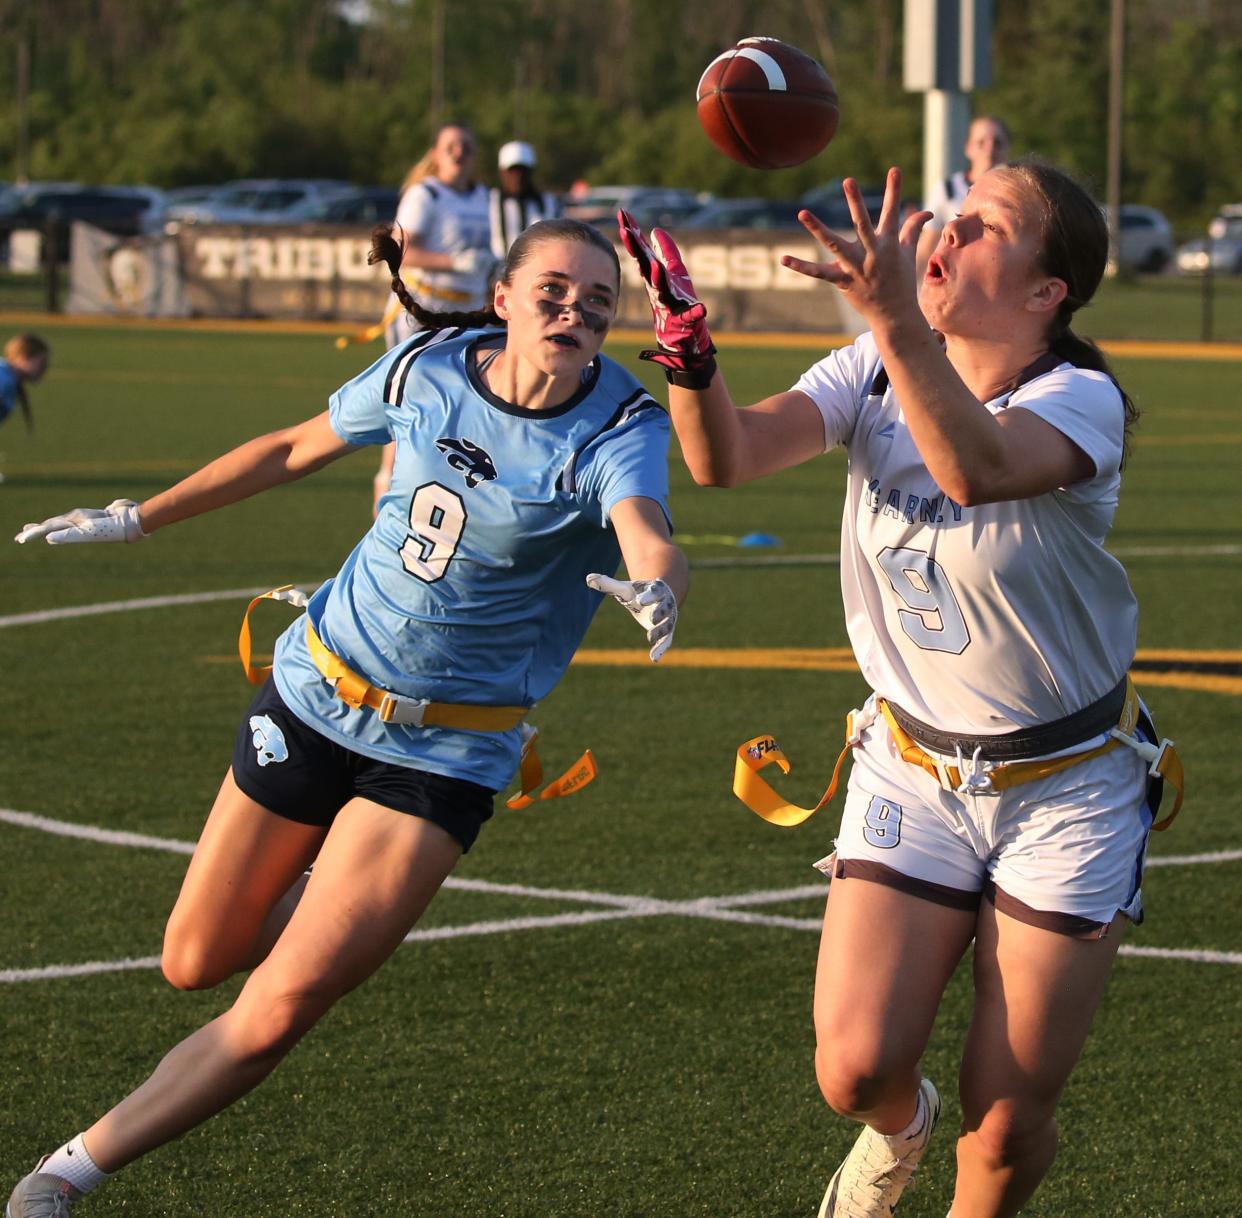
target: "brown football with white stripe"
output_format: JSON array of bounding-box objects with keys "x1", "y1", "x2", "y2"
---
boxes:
[{"x1": 696, "y1": 36, "x2": 839, "y2": 170}]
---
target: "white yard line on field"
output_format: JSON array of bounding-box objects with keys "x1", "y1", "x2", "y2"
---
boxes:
[
  {"x1": 2, "y1": 807, "x2": 1240, "y2": 983},
  {"x1": 0, "y1": 586, "x2": 274, "y2": 629},
  {"x1": 4, "y1": 542, "x2": 1241, "y2": 627}
]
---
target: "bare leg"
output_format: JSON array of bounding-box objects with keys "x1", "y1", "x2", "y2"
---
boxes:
[
  {"x1": 814, "y1": 876, "x2": 976, "y2": 1133},
  {"x1": 160, "y1": 769, "x2": 327, "y2": 989},
  {"x1": 83, "y1": 799, "x2": 462, "y2": 1172},
  {"x1": 949, "y1": 903, "x2": 1125, "y2": 1218}
]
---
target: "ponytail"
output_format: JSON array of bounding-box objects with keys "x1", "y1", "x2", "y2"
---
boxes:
[
  {"x1": 368, "y1": 224, "x2": 503, "y2": 333},
  {"x1": 1001, "y1": 159, "x2": 1140, "y2": 466},
  {"x1": 1049, "y1": 315, "x2": 1139, "y2": 467}
]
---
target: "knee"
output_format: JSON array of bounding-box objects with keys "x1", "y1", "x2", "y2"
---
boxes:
[
  {"x1": 963, "y1": 1101, "x2": 1058, "y2": 1170},
  {"x1": 161, "y1": 929, "x2": 236, "y2": 992},
  {"x1": 224, "y1": 981, "x2": 332, "y2": 1065},
  {"x1": 814, "y1": 1041, "x2": 908, "y2": 1118}
]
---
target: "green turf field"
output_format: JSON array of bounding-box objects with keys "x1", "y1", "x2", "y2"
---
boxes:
[{"x1": 2, "y1": 324, "x2": 1239, "y2": 1217}]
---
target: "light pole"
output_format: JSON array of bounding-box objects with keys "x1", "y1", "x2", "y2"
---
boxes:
[
  {"x1": 15, "y1": 0, "x2": 31, "y2": 183},
  {"x1": 904, "y1": 0, "x2": 993, "y2": 207},
  {"x1": 1106, "y1": 0, "x2": 1125, "y2": 275}
]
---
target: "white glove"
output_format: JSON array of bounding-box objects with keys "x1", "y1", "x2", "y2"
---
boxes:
[
  {"x1": 451, "y1": 248, "x2": 495, "y2": 276},
  {"x1": 15, "y1": 499, "x2": 147, "y2": 545},
  {"x1": 586, "y1": 573, "x2": 678, "y2": 663}
]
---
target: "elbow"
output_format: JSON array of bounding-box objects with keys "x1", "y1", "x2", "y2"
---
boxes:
[
  {"x1": 944, "y1": 479, "x2": 984, "y2": 508},
  {"x1": 940, "y1": 469, "x2": 1005, "y2": 508},
  {"x1": 934, "y1": 454, "x2": 1011, "y2": 509},
  {"x1": 686, "y1": 458, "x2": 743, "y2": 489}
]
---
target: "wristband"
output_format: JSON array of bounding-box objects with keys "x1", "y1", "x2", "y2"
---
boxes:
[{"x1": 663, "y1": 357, "x2": 718, "y2": 390}]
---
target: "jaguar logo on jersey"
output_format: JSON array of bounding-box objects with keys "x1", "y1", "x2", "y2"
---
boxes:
[
  {"x1": 249, "y1": 714, "x2": 289, "y2": 767},
  {"x1": 435, "y1": 437, "x2": 498, "y2": 488}
]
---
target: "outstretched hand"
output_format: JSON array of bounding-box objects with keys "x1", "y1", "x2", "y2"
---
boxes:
[
  {"x1": 15, "y1": 499, "x2": 147, "y2": 545},
  {"x1": 585, "y1": 572, "x2": 678, "y2": 663},
  {"x1": 781, "y1": 167, "x2": 931, "y2": 328},
  {"x1": 616, "y1": 210, "x2": 716, "y2": 387}
]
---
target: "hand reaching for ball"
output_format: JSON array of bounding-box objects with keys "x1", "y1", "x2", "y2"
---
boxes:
[{"x1": 782, "y1": 167, "x2": 932, "y2": 330}]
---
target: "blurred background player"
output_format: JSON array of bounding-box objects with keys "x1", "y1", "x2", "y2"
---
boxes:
[
  {"x1": 916, "y1": 115, "x2": 1010, "y2": 276},
  {"x1": 489, "y1": 140, "x2": 562, "y2": 259},
  {"x1": 373, "y1": 122, "x2": 496, "y2": 510},
  {"x1": 0, "y1": 333, "x2": 51, "y2": 482},
  {"x1": 8, "y1": 217, "x2": 686, "y2": 1218}
]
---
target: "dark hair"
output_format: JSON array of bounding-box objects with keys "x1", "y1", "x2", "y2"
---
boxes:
[
  {"x1": 1002, "y1": 158, "x2": 1139, "y2": 463},
  {"x1": 368, "y1": 218, "x2": 620, "y2": 332}
]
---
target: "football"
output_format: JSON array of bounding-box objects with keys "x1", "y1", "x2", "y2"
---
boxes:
[{"x1": 696, "y1": 36, "x2": 839, "y2": 170}]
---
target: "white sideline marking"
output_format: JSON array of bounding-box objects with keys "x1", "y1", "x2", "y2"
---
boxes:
[
  {"x1": 3, "y1": 545, "x2": 1240, "y2": 625},
  {"x1": 1116, "y1": 945, "x2": 1242, "y2": 966},
  {"x1": 1147, "y1": 848, "x2": 1242, "y2": 866},
  {"x1": 0, "y1": 808, "x2": 196, "y2": 855},
  {"x1": 0, "y1": 586, "x2": 272, "y2": 629},
  {"x1": 2, "y1": 807, "x2": 1240, "y2": 983}
]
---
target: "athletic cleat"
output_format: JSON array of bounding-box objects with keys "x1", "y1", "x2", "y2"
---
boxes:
[
  {"x1": 816, "y1": 1077, "x2": 941, "y2": 1217},
  {"x1": 6, "y1": 1160, "x2": 82, "y2": 1218}
]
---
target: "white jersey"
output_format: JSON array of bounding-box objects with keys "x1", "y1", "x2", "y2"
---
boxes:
[
  {"x1": 393, "y1": 178, "x2": 492, "y2": 310},
  {"x1": 795, "y1": 331, "x2": 1137, "y2": 735}
]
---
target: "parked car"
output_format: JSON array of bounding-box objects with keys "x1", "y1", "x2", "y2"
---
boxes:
[
  {"x1": 682, "y1": 197, "x2": 802, "y2": 230},
  {"x1": 315, "y1": 186, "x2": 401, "y2": 225},
  {"x1": 0, "y1": 183, "x2": 168, "y2": 261},
  {"x1": 564, "y1": 186, "x2": 705, "y2": 232},
  {"x1": 1113, "y1": 204, "x2": 1174, "y2": 272},
  {"x1": 1176, "y1": 205, "x2": 1242, "y2": 275},
  {"x1": 163, "y1": 184, "x2": 229, "y2": 211},
  {"x1": 166, "y1": 178, "x2": 355, "y2": 225},
  {"x1": 797, "y1": 180, "x2": 884, "y2": 230}
]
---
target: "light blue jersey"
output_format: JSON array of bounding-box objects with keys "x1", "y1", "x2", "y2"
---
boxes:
[
  {"x1": 273, "y1": 327, "x2": 671, "y2": 791},
  {"x1": 0, "y1": 360, "x2": 19, "y2": 425}
]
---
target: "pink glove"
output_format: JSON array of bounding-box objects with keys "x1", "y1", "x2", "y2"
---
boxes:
[{"x1": 617, "y1": 210, "x2": 717, "y2": 389}]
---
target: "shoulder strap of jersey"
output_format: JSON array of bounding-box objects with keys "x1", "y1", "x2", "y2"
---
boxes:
[
  {"x1": 556, "y1": 386, "x2": 664, "y2": 494},
  {"x1": 382, "y1": 326, "x2": 466, "y2": 408}
]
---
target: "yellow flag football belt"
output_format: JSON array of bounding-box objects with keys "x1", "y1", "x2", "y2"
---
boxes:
[
  {"x1": 238, "y1": 586, "x2": 597, "y2": 810},
  {"x1": 733, "y1": 675, "x2": 1184, "y2": 832},
  {"x1": 407, "y1": 275, "x2": 476, "y2": 304}
]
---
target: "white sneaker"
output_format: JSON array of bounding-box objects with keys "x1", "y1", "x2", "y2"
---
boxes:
[
  {"x1": 6, "y1": 1159, "x2": 82, "y2": 1218},
  {"x1": 817, "y1": 1078, "x2": 941, "y2": 1217}
]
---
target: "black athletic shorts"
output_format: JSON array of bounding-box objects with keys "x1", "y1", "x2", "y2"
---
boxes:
[{"x1": 231, "y1": 680, "x2": 496, "y2": 852}]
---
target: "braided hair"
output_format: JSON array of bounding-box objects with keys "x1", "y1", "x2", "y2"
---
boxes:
[
  {"x1": 368, "y1": 217, "x2": 620, "y2": 333},
  {"x1": 367, "y1": 225, "x2": 503, "y2": 331}
]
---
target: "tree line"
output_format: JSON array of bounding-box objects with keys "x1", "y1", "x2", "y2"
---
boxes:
[{"x1": 2, "y1": 0, "x2": 1239, "y2": 232}]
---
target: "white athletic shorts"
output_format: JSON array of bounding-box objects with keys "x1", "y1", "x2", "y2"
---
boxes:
[{"x1": 827, "y1": 704, "x2": 1156, "y2": 938}]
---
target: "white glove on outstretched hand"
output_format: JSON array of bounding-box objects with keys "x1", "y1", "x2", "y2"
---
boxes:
[
  {"x1": 15, "y1": 499, "x2": 147, "y2": 545},
  {"x1": 585, "y1": 573, "x2": 678, "y2": 664}
]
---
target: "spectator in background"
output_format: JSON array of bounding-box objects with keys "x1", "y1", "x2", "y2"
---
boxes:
[
  {"x1": 374, "y1": 122, "x2": 495, "y2": 511},
  {"x1": 916, "y1": 115, "x2": 1010, "y2": 276},
  {"x1": 489, "y1": 141, "x2": 562, "y2": 259},
  {"x1": 385, "y1": 122, "x2": 494, "y2": 348},
  {"x1": 0, "y1": 333, "x2": 51, "y2": 481}
]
